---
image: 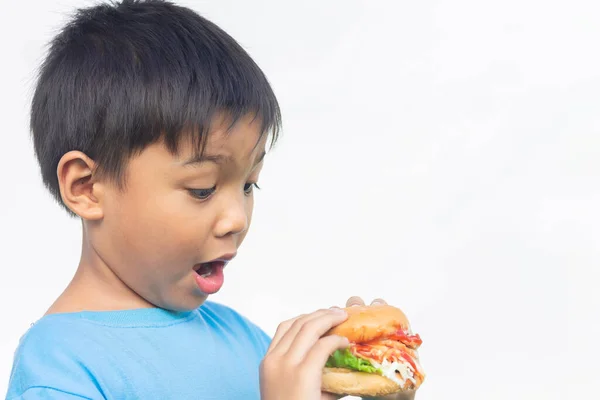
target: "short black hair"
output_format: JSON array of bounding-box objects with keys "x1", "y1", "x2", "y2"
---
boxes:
[{"x1": 31, "y1": 0, "x2": 281, "y2": 213}]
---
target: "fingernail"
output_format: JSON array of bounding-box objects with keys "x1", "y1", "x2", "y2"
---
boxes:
[
  {"x1": 371, "y1": 299, "x2": 385, "y2": 305},
  {"x1": 330, "y1": 307, "x2": 346, "y2": 314},
  {"x1": 340, "y1": 336, "x2": 350, "y2": 345}
]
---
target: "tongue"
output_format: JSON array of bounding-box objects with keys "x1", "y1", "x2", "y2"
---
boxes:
[{"x1": 194, "y1": 262, "x2": 225, "y2": 294}]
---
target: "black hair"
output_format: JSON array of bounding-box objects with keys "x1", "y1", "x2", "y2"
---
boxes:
[{"x1": 31, "y1": 0, "x2": 281, "y2": 213}]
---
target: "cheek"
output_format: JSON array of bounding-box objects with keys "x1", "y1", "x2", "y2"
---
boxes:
[
  {"x1": 245, "y1": 194, "x2": 255, "y2": 225},
  {"x1": 238, "y1": 196, "x2": 255, "y2": 244},
  {"x1": 104, "y1": 189, "x2": 204, "y2": 269}
]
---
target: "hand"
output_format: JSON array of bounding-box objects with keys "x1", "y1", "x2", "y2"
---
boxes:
[
  {"x1": 260, "y1": 308, "x2": 350, "y2": 400},
  {"x1": 345, "y1": 296, "x2": 388, "y2": 308}
]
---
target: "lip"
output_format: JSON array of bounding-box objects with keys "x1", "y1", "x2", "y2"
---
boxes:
[
  {"x1": 193, "y1": 252, "x2": 237, "y2": 273},
  {"x1": 191, "y1": 253, "x2": 236, "y2": 295},
  {"x1": 206, "y1": 252, "x2": 237, "y2": 264}
]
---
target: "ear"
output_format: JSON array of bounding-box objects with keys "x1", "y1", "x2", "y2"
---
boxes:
[{"x1": 57, "y1": 151, "x2": 105, "y2": 220}]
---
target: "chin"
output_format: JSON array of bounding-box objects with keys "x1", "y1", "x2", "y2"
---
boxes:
[
  {"x1": 148, "y1": 286, "x2": 209, "y2": 312},
  {"x1": 172, "y1": 292, "x2": 209, "y2": 312}
]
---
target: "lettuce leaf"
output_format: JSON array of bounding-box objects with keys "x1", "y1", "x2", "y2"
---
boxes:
[{"x1": 325, "y1": 349, "x2": 381, "y2": 374}]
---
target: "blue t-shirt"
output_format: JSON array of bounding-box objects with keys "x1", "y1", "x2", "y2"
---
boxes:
[{"x1": 6, "y1": 301, "x2": 271, "y2": 399}]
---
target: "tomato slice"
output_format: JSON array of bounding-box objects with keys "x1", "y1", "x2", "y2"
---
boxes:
[
  {"x1": 349, "y1": 335, "x2": 424, "y2": 382},
  {"x1": 387, "y1": 330, "x2": 423, "y2": 349}
]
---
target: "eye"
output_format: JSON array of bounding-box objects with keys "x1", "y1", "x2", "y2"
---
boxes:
[
  {"x1": 188, "y1": 187, "x2": 216, "y2": 200},
  {"x1": 244, "y1": 182, "x2": 260, "y2": 195}
]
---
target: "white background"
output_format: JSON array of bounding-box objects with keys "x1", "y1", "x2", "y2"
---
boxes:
[{"x1": 1, "y1": 1, "x2": 597, "y2": 399}]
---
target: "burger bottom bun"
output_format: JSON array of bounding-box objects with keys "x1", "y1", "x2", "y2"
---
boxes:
[{"x1": 321, "y1": 367, "x2": 412, "y2": 397}]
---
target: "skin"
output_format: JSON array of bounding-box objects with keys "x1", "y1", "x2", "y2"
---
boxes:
[
  {"x1": 48, "y1": 113, "x2": 267, "y2": 313},
  {"x1": 261, "y1": 296, "x2": 417, "y2": 400},
  {"x1": 46, "y1": 113, "x2": 416, "y2": 399}
]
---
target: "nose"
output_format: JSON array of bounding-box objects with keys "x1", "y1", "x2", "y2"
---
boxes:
[{"x1": 213, "y1": 193, "x2": 249, "y2": 238}]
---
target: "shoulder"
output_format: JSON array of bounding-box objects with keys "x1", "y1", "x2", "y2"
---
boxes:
[
  {"x1": 12, "y1": 313, "x2": 101, "y2": 360},
  {"x1": 7, "y1": 314, "x2": 106, "y2": 399},
  {"x1": 199, "y1": 301, "x2": 272, "y2": 350}
]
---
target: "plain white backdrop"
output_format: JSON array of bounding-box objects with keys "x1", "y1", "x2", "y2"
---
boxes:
[{"x1": 1, "y1": 1, "x2": 598, "y2": 399}]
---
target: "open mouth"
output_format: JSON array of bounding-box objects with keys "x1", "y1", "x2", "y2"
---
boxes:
[
  {"x1": 192, "y1": 261, "x2": 227, "y2": 294},
  {"x1": 194, "y1": 262, "x2": 221, "y2": 278}
]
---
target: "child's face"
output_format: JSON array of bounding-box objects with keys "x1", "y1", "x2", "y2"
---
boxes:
[{"x1": 92, "y1": 114, "x2": 266, "y2": 311}]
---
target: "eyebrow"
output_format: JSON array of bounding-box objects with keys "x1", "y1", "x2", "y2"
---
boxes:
[{"x1": 182, "y1": 150, "x2": 266, "y2": 167}]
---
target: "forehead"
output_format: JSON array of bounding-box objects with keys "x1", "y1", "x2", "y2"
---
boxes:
[
  {"x1": 124, "y1": 113, "x2": 269, "y2": 177},
  {"x1": 180, "y1": 113, "x2": 268, "y2": 161}
]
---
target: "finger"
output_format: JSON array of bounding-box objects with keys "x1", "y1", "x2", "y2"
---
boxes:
[
  {"x1": 345, "y1": 296, "x2": 365, "y2": 307},
  {"x1": 302, "y1": 334, "x2": 349, "y2": 372},
  {"x1": 370, "y1": 298, "x2": 387, "y2": 305},
  {"x1": 267, "y1": 314, "x2": 306, "y2": 353},
  {"x1": 284, "y1": 310, "x2": 348, "y2": 363},
  {"x1": 271, "y1": 309, "x2": 344, "y2": 358}
]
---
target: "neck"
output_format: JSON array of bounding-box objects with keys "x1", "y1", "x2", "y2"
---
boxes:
[{"x1": 46, "y1": 225, "x2": 154, "y2": 315}]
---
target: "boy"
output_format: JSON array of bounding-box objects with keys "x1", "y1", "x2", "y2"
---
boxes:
[{"x1": 6, "y1": 1, "x2": 412, "y2": 399}]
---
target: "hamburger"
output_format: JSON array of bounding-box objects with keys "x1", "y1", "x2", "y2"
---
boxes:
[{"x1": 322, "y1": 304, "x2": 425, "y2": 397}]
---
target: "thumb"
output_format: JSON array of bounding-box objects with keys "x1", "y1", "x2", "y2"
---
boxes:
[
  {"x1": 318, "y1": 337, "x2": 350, "y2": 400},
  {"x1": 306, "y1": 335, "x2": 350, "y2": 368}
]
